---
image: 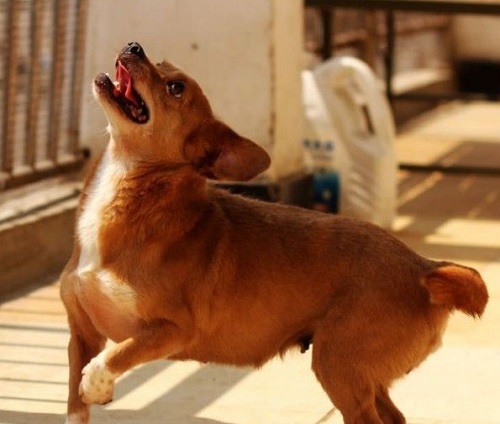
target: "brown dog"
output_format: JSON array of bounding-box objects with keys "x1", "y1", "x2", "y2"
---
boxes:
[{"x1": 60, "y1": 42, "x2": 488, "y2": 424}]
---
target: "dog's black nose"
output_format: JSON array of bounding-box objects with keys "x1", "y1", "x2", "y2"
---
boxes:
[{"x1": 123, "y1": 42, "x2": 145, "y2": 58}]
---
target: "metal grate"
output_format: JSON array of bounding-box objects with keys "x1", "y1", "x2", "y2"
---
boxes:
[
  {"x1": 0, "y1": 0, "x2": 88, "y2": 190},
  {"x1": 305, "y1": 8, "x2": 450, "y2": 64}
]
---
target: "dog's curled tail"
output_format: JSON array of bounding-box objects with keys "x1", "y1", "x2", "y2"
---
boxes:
[{"x1": 422, "y1": 264, "x2": 489, "y2": 318}]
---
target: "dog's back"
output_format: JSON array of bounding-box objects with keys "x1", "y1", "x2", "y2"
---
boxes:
[{"x1": 171, "y1": 188, "x2": 487, "y2": 369}]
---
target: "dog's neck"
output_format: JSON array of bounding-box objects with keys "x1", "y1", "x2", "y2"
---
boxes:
[{"x1": 92, "y1": 142, "x2": 211, "y2": 265}]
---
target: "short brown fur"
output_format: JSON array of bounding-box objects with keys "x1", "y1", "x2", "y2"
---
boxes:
[{"x1": 60, "y1": 43, "x2": 489, "y2": 424}]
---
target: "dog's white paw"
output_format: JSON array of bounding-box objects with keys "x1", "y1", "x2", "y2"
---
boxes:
[{"x1": 79, "y1": 351, "x2": 118, "y2": 405}]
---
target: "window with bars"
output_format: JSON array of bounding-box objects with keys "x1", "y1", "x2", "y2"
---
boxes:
[{"x1": 0, "y1": 0, "x2": 88, "y2": 190}]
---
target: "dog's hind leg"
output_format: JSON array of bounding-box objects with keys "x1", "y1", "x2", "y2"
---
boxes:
[
  {"x1": 311, "y1": 305, "x2": 398, "y2": 424},
  {"x1": 375, "y1": 386, "x2": 406, "y2": 424},
  {"x1": 312, "y1": 337, "x2": 383, "y2": 423},
  {"x1": 312, "y1": 361, "x2": 382, "y2": 423}
]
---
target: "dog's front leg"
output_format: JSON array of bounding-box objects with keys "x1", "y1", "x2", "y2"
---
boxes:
[
  {"x1": 79, "y1": 319, "x2": 185, "y2": 405},
  {"x1": 65, "y1": 307, "x2": 106, "y2": 424}
]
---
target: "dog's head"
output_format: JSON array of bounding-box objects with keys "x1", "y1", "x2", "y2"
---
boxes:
[{"x1": 93, "y1": 42, "x2": 270, "y2": 181}]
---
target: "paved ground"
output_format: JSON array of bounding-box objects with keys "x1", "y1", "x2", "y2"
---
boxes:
[{"x1": 1, "y1": 103, "x2": 499, "y2": 423}]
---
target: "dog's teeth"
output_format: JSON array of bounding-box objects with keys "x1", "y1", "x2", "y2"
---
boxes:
[
  {"x1": 129, "y1": 106, "x2": 144, "y2": 120},
  {"x1": 118, "y1": 93, "x2": 148, "y2": 123}
]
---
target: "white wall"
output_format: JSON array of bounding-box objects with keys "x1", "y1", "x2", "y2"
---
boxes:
[{"x1": 80, "y1": 0, "x2": 304, "y2": 180}]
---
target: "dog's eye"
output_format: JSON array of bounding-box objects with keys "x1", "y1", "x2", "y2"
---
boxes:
[{"x1": 167, "y1": 81, "x2": 185, "y2": 98}]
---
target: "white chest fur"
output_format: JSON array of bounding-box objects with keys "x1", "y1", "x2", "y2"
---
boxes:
[
  {"x1": 76, "y1": 147, "x2": 139, "y2": 327},
  {"x1": 77, "y1": 148, "x2": 125, "y2": 273}
]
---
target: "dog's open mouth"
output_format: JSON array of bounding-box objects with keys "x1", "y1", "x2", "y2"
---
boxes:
[{"x1": 111, "y1": 61, "x2": 149, "y2": 124}]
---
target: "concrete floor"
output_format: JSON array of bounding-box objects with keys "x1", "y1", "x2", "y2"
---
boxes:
[
  {"x1": 1, "y1": 103, "x2": 500, "y2": 423},
  {"x1": 396, "y1": 101, "x2": 500, "y2": 169}
]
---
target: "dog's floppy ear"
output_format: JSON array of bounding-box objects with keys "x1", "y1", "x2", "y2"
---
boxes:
[{"x1": 184, "y1": 120, "x2": 270, "y2": 181}]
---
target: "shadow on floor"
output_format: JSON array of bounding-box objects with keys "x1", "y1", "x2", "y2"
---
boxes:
[
  {"x1": 434, "y1": 140, "x2": 500, "y2": 170},
  {"x1": 395, "y1": 170, "x2": 500, "y2": 262},
  {"x1": 98, "y1": 360, "x2": 250, "y2": 423},
  {"x1": 0, "y1": 411, "x2": 63, "y2": 424}
]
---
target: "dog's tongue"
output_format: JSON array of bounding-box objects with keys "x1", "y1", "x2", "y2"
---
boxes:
[{"x1": 114, "y1": 62, "x2": 141, "y2": 107}]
